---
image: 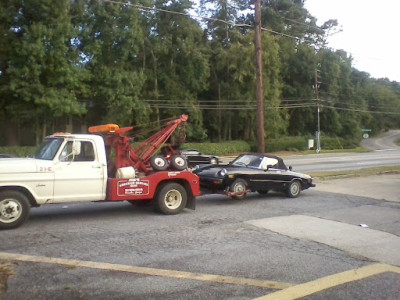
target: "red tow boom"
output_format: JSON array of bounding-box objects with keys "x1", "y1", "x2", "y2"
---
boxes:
[{"x1": 89, "y1": 115, "x2": 188, "y2": 174}]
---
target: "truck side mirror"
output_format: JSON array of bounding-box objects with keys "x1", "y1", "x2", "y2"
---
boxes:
[{"x1": 72, "y1": 141, "x2": 81, "y2": 156}]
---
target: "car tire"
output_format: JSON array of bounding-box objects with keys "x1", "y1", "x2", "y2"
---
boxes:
[
  {"x1": 150, "y1": 155, "x2": 168, "y2": 171},
  {"x1": 155, "y1": 183, "x2": 187, "y2": 215},
  {"x1": 286, "y1": 180, "x2": 301, "y2": 198},
  {"x1": 170, "y1": 155, "x2": 188, "y2": 171},
  {"x1": 230, "y1": 179, "x2": 247, "y2": 200},
  {"x1": 0, "y1": 190, "x2": 31, "y2": 230}
]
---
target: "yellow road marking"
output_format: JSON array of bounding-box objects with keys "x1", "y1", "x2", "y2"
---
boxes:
[
  {"x1": 0, "y1": 252, "x2": 291, "y2": 290},
  {"x1": 254, "y1": 263, "x2": 400, "y2": 300}
]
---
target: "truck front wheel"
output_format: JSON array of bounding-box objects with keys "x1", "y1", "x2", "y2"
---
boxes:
[
  {"x1": 0, "y1": 191, "x2": 31, "y2": 230},
  {"x1": 155, "y1": 183, "x2": 187, "y2": 215}
]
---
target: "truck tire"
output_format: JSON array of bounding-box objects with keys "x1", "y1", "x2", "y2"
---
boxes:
[
  {"x1": 170, "y1": 155, "x2": 188, "y2": 171},
  {"x1": 0, "y1": 190, "x2": 31, "y2": 230},
  {"x1": 155, "y1": 183, "x2": 187, "y2": 215},
  {"x1": 150, "y1": 155, "x2": 168, "y2": 171}
]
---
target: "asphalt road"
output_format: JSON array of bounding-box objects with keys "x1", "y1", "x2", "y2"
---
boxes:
[
  {"x1": 1, "y1": 184, "x2": 400, "y2": 299},
  {"x1": 283, "y1": 130, "x2": 400, "y2": 173},
  {"x1": 1, "y1": 131, "x2": 400, "y2": 299}
]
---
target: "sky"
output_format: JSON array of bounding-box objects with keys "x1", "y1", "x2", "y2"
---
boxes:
[{"x1": 304, "y1": 0, "x2": 400, "y2": 82}]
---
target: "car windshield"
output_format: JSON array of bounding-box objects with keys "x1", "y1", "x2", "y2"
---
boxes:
[
  {"x1": 231, "y1": 155, "x2": 262, "y2": 168},
  {"x1": 33, "y1": 138, "x2": 64, "y2": 160}
]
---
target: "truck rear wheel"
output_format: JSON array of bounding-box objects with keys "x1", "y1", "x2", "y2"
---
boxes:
[
  {"x1": 155, "y1": 183, "x2": 187, "y2": 215},
  {"x1": 0, "y1": 191, "x2": 31, "y2": 230}
]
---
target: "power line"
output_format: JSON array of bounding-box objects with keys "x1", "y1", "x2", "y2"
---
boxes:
[
  {"x1": 146, "y1": 103, "x2": 317, "y2": 110},
  {"x1": 143, "y1": 98, "x2": 318, "y2": 103},
  {"x1": 144, "y1": 101, "x2": 400, "y2": 115},
  {"x1": 93, "y1": 0, "x2": 400, "y2": 116},
  {"x1": 101, "y1": 0, "x2": 302, "y2": 40},
  {"x1": 141, "y1": 98, "x2": 400, "y2": 114}
]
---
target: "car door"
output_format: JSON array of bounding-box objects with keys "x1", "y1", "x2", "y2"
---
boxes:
[
  {"x1": 254, "y1": 157, "x2": 286, "y2": 191},
  {"x1": 52, "y1": 139, "x2": 106, "y2": 203}
]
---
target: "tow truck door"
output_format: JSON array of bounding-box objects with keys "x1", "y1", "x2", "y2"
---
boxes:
[{"x1": 52, "y1": 139, "x2": 106, "y2": 203}]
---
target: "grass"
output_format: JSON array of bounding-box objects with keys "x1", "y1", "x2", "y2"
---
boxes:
[
  {"x1": 302, "y1": 147, "x2": 372, "y2": 154},
  {"x1": 270, "y1": 147, "x2": 372, "y2": 157},
  {"x1": 310, "y1": 166, "x2": 400, "y2": 180},
  {"x1": 315, "y1": 147, "x2": 372, "y2": 154}
]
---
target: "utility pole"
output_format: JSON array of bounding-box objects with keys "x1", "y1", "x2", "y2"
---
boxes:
[
  {"x1": 255, "y1": 0, "x2": 265, "y2": 153},
  {"x1": 315, "y1": 69, "x2": 321, "y2": 153}
]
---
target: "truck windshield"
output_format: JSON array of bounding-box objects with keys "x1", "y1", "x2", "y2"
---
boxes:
[{"x1": 33, "y1": 138, "x2": 64, "y2": 160}]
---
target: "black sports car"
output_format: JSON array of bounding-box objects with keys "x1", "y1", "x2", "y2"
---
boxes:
[
  {"x1": 180, "y1": 149, "x2": 219, "y2": 167},
  {"x1": 193, "y1": 153, "x2": 315, "y2": 199}
]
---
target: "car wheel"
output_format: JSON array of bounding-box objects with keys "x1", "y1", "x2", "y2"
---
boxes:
[
  {"x1": 230, "y1": 179, "x2": 247, "y2": 200},
  {"x1": 286, "y1": 180, "x2": 301, "y2": 198},
  {"x1": 170, "y1": 155, "x2": 188, "y2": 171},
  {"x1": 0, "y1": 191, "x2": 31, "y2": 230},
  {"x1": 155, "y1": 183, "x2": 187, "y2": 215},
  {"x1": 150, "y1": 155, "x2": 168, "y2": 171}
]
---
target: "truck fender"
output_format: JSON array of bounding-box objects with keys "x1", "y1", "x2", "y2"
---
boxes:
[{"x1": 0, "y1": 186, "x2": 39, "y2": 207}]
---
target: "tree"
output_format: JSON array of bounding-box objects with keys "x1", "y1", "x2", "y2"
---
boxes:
[
  {"x1": 139, "y1": 0, "x2": 210, "y2": 141},
  {"x1": 1, "y1": 0, "x2": 86, "y2": 145},
  {"x1": 77, "y1": 0, "x2": 147, "y2": 127}
]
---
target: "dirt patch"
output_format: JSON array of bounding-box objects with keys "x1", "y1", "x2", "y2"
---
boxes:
[{"x1": 0, "y1": 262, "x2": 14, "y2": 295}]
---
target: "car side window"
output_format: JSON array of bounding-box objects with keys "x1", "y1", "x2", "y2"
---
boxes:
[
  {"x1": 59, "y1": 141, "x2": 95, "y2": 162},
  {"x1": 260, "y1": 157, "x2": 279, "y2": 169},
  {"x1": 75, "y1": 141, "x2": 95, "y2": 161},
  {"x1": 248, "y1": 157, "x2": 262, "y2": 168},
  {"x1": 59, "y1": 141, "x2": 73, "y2": 162}
]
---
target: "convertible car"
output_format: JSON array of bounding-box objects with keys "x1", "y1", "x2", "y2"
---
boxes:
[{"x1": 193, "y1": 153, "x2": 315, "y2": 199}]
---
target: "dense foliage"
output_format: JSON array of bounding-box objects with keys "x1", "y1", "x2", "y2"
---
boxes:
[
  {"x1": 183, "y1": 140, "x2": 251, "y2": 155},
  {"x1": 1, "y1": 0, "x2": 399, "y2": 147}
]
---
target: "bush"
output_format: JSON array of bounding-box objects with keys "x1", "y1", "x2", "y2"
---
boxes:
[
  {"x1": 262, "y1": 137, "x2": 309, "y2": 153},
  {"x1": 320, "y1": 136, "x2": 359, "y2": 150},
  {"x1": 251, "y1": 135, "x2": 361, "y2": 153},
  {"x1": 0, "y1": 147, "x2": 36, "y2": 157},
  {"x1": 183, "y1": 141, "x2": 251, "y2": 156}
]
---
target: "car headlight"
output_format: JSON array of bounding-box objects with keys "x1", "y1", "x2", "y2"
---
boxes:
[{"x1": 219, "y1": 168, "x2": 227, "y2": 176}]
